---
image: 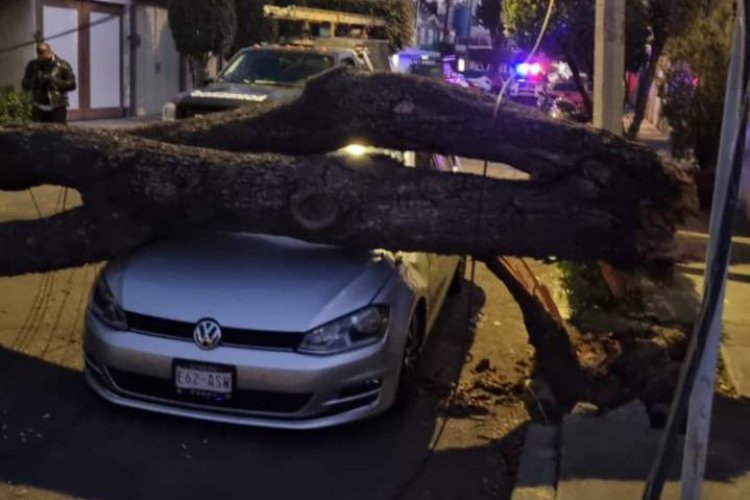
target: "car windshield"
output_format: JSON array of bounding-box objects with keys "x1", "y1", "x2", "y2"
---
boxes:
[
  {"x1": 409, "y1": 63, "x2": 443, "y2": 79},
  {"x1": 218, "y1": 49, "x2": 336, "y2": 86},
  {"x1": 553, "y1": 81, "x2": 578, "y2": 92}
]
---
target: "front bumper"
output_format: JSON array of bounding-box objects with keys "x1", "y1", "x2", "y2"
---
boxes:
[{"x1": 83, "y1": 309, "x2": 407, "y2": 430}]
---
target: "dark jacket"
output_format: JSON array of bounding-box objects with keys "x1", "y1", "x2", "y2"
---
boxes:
[{"x1": 22, "y1": 56, "x2": 77, "y2": 109}]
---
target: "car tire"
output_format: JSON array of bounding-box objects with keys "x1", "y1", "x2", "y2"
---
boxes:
[
  {"x1": 448, "y1": 257, "x2": 466, "y2": 296},
  {"x1": 395, "y1": 313, "x2": 422, "y2": 408}
]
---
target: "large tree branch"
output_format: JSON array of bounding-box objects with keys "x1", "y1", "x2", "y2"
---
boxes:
[
  {"x1": 136, "y1": 68, "x2": 692, "y2": 250},
  {"x1": 0, "y1": 206, "x2": 153, "y2": 274},
  {"x1": 0, "y1": 69, "x2": 693, "y2": 276},
  {"x1": 138, "y1": 68, "x2": 676, "y2": 185}
]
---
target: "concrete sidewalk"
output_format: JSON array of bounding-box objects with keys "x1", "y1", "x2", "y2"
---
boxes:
[
  {"x1": 514, "y1": 397, "x2": 750, "y2": 500},
  {"x1": 677, "y1": 215, "x2": 750, "y2": 398},
  {"x1": 556, "y1": 409, "x2": 750, "y2": 500}
]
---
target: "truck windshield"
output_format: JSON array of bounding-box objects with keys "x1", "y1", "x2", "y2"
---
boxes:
[{"x1": 218, "y1": 49, "x2": 336, "y2": 86}]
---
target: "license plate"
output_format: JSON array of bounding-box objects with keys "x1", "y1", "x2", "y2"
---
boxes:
[{"x1": 175, "y1": 363, "x2": 232, "y2": 395}]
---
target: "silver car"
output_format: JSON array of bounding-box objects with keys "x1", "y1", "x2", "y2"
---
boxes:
[{"x1": 83, "y1": 150, "x2": 463, "y2": 429}]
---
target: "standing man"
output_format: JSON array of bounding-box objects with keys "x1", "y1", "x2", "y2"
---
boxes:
[{"x1": 22, "y1": 43, "x2": 77, "y2": 124}]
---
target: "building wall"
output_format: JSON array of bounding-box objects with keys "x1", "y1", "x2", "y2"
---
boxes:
[
  {"x1": 0, "y1": 0, "x2": 37, "y2": 89},
  {"x1": 133, "y1": 4, "x2": 180, "y2": 116}
]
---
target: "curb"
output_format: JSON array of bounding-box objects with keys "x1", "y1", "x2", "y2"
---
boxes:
[{"x1": 511, "y1": 423, "x2": 559, "y2": 500}]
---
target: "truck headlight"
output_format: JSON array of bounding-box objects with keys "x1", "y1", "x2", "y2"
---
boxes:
[
  {"x1": 90, "y1": 275, "x2": 128, "y2": 330},
  {"x1": 298, "y1": 305, "x2": 389, "y2": 355}
]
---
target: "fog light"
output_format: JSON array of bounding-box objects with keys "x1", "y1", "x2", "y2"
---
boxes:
[{"x1": 338, "y1": 377, "x2": 383, "y2": 398}]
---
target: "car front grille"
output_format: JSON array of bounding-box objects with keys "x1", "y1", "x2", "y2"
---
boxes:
[
  {"x1": 125, "y1": 311, "x2": 305, "y2": 350},
  {"x1": 105, "y1": 366, "x2": 312, "y2": 414}
]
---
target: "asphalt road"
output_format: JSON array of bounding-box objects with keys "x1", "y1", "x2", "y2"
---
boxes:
[{"x1": 0, "y1": 174, "x2": 532, "y2": 500}]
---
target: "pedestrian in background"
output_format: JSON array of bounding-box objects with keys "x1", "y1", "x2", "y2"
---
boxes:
[{"x1": 22, "y1": 42, "x2": 76, "y2": 124}]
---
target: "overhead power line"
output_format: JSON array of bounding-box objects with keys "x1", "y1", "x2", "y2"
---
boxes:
[{"x1": 0, "y1": 13, "x2": 118, "y2": 56}]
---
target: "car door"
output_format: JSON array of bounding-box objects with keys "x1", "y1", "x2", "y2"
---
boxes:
[
  {"x1": 428, "y1": 155, "x2": 462, "y2": 307},
  {"x1": 414, "y1": 153, "x2": 461, "y2": 330}
]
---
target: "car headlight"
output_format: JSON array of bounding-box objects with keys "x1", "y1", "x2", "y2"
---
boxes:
[
  {"x1": 90, "y1": 275, "x2": 128, "y2": 330},
  {"x1": 297, "y1": 305, "x2": 389, "y2": 355}
]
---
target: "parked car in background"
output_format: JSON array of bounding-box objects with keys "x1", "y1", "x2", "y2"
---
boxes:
[
  {"x1": 548, "y1": 96, "x2": 590, "y2": 123},
  {"x1": 409, "y1": 60, "x2": 472, "y2": 90},
  {"x1": 444, "y1": 69, "x2": 472, "y2": 89},
  {"x1": 509, "y1": 94, "x2": 543, "y2": 108},
  {"x1": 462, "y1": 70, "x2": 493, "y2": 93},
  {"x1": 84, "y1": 147, "x2": 464, "y2": 429},
  {"x1": 547, "y1": 80, "x2": 584, "y2": 110},
  {"x1": 509, "y1": 78, "x2": 546, "y2": 101}
]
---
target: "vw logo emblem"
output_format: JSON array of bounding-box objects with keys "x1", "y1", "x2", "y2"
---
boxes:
[{"x1": 193, "y1": 319, "x2": 222, "y2": 350}]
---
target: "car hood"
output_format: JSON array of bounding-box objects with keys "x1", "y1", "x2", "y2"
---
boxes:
[
  {"x1": 108, "y1": 233, "x2": 395, "y2": 333},
  {"x1": 176, "y1": 81, "x2": 301, "y2": 109}
]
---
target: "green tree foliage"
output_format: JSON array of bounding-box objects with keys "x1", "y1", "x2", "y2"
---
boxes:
[
  {"x1": 558, "y1": 261, "x2": 613, "y2": 317},
  {"x1": 382, "y1": 0, "x2": 414, "y2": 51},
  {"x1": 659, "y1": 4, "x2": 733, "y2": 171},
  {"x1": 0, "y1": 86, "x2": 31, "y2": 124},
  {"x1": 476, "y1": 0, "x2": 503, "y2": 44},
  {"x1": 168, "y1": 0, "x2": 237, "y2": 85},
  {"x1": 659, "y1": 66, "x2": 695, "y2": 160},
  {"x1": 233, "y1": 0, "x2": 278, "y2": 53},
  {"x1": 625, "y1": 0, "x2": 702, "y2": 139}
]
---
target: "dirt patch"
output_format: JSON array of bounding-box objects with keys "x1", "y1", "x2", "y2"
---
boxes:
[{"x1": 439, "y1": 358, "x2": 531, "y2": 418}]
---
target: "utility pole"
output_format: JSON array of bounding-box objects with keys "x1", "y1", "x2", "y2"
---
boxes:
[
  {"x1": 593, "y1": 0, "x2": 625, "y2": 135},
  {"x1": 679, "y1": 6, "x2": 748, "y2": 499}
]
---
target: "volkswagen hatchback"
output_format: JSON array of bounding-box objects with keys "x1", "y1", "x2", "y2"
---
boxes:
[{"x1": 83, "y1": 150, "x2": 463, "y2": 429}]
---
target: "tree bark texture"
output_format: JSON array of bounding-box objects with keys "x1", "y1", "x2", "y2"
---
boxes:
[
  {"x1": 0, "y1": 68, "x2": 693, "y2": 277},
  {"x1": 483, "y1": 256, "x2": 589, "y2": 405},
  {"x1": 564, "y1": 53, "x2": 594, "y2": 119},
  {"x1": 625, "y1": 41, "x2": 664, "y2": 139}
]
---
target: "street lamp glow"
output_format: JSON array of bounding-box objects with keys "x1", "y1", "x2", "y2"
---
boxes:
[{"x1": 341, "y1": 144, "x2": 368, "y2": 156}]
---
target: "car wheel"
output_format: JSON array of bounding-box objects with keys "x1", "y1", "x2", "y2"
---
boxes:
[
  {"x1": 448, "y1": 257, "x2": 466, "y2": 295},
  {"x1": 395, "y1": 313, "x2": 422, "y2": 406}
]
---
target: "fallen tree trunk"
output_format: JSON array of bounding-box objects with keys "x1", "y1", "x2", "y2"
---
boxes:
[
  {"x1": 483, "y1": 257, "x2": 588, "y2": 405},
  {"x1": 0, "y1": 68, "x2": 693, "y2": 276}
]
